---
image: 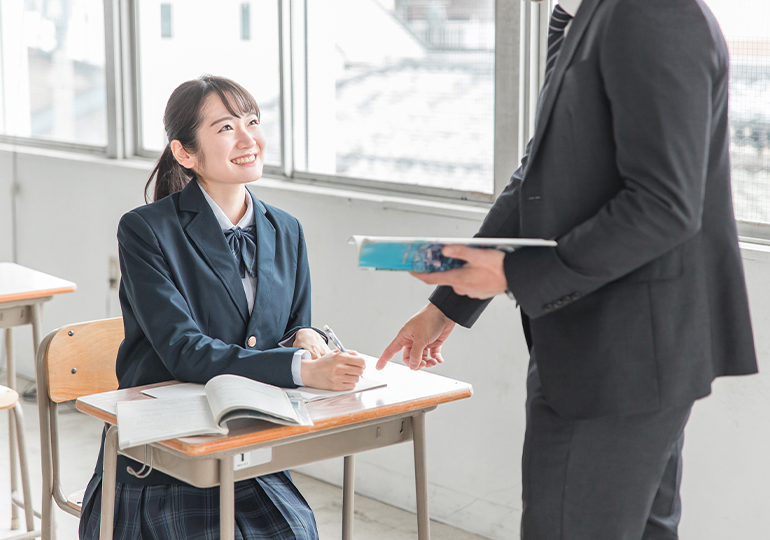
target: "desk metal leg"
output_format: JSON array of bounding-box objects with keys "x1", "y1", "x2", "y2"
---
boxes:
[
  {"x1": 342, "y1": 455, "x2": 355, "y2": 540},
  {"x1": 100, "y1": 425, "x2": 118, "y2": 540},
  {"x1": 13, "y1": 402, "x2": 36, "y2": 533},
  {"x1": 220, "y1": 457, "x2": 235, "y2": 540},
  {"x1": 413, "y1": 412, "x2": 430, "y2": 540},
  {"x1": 6, "y1": 328, "x2": 19, "y2": 530}
]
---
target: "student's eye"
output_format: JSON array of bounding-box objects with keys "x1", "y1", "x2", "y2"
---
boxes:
[
  {"x1": 218, "y1": 124, "x2": 233, "y2": 132},
  {"x1": 249, "y1": 119, "x2": 259, "y2": 126}
]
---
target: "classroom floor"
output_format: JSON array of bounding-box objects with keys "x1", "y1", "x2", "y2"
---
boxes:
[{"x1": 0, "y1": 374, "x2": 487, "y2": 540}]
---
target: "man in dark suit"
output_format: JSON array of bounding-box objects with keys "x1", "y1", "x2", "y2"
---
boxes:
[{"x1": 377, "y1": 0, "x2": 758, "y2": 538}]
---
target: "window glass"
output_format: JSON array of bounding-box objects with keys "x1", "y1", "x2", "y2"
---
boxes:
[
  {"x1": 706, "y1": 0, "x2": 770, "y2": 225},
  {"x1": 137, "y1": 0, "x2": 281, "y2": 166},
  {"x1": 0, "y1": 0, "x2": 107, "y2": 145},
  {"x1": 297, "y1": 0, "x2": 495, "y2": 194}
]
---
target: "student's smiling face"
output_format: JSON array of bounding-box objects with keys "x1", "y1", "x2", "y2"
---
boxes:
[{"x1": 189, "y1": 93, "x2": 266, "y2": 188}]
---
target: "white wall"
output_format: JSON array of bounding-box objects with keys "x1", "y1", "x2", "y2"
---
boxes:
[{"x1": 0, "y1": 145, "x2": 767, "y2": 539}]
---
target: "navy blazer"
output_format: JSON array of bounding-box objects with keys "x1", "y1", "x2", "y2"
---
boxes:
[
  {"x1": 431, "y1": 0, "x2": 757, "y2": 419},
  {"x1": 116, "y1": 179, "x2": 310, "y2": 391}
]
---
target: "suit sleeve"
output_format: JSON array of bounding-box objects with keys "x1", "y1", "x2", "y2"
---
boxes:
[
  {"x1": 429, "y1": 140, "x2": 530, "y2": 327},
  {"x1": 506, "y1": 2, "x2": 720, "y2": 319},
  {"x1": 118, "y1": 211, "x2": 296, "y2": 387}
]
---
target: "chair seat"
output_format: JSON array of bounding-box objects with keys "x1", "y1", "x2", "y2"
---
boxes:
[
  {"x1": 0, "y1": 385, "x2": 20, "y2": 410},
  {"x1": 66, "y1": 489, "x2": 85, "y2": 513}
]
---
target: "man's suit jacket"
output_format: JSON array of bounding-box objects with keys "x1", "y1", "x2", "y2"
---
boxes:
[
  {"x1": 431, "y1": 0, "x2": 758, "y2": 419},
  {"x1": 115, "y1": 179, "x2": 311, "y2": 391}
]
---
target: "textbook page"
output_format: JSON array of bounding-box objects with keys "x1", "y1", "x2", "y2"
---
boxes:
[
  {"x1": 204, "y1": 375, "x2": 300, "y2": 425},
  {"x1": 116, "y1": 395, "x2": 226, "y2": 450}
]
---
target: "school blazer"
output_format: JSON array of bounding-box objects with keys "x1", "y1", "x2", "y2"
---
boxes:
[
  {"x1": 431, "y1": 0, "x2": 758, "y2": 419},
  {"x1": 115, "y1": 179, "x2": 311, "y2": 391}
]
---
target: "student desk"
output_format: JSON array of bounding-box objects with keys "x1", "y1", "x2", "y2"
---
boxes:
[
  {"x1": 0, "y1": 262, "x2": 76, "y2": 530},
  {"x1": 76, "y1": 357, "x2": 473, "y2": 540}
]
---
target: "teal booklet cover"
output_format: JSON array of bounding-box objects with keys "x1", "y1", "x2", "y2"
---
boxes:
[{"x1": 348, "y1": 236, "x2": 557, "y2": 272}]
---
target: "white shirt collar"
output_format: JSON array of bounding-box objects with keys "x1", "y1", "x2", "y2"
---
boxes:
[
  {"x1": 558, "y1": 0, "x2": 582, "y2": 17},
  {"x1": 198, "y1": 181, "x2": 255, "y2": 230}
]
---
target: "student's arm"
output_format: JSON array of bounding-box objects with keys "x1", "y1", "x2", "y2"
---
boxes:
[{"x1": 278, "y1": 221, "x2": 330, "y2": 358}]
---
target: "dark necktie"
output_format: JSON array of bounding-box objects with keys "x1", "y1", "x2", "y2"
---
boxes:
[
  {"x1": 223, "y1": 225, "x2": 257, "y2": 278},
  {"x1": 544, "y1": 5, "x2": 574, "y2": 88}
]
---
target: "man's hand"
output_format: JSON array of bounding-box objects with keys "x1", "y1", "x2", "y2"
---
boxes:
[
  {"x1": 411, "y1": 245, "x2": 508, "y2": 300},
  {"x1": 377, "y1": 303, "x2": 456, "y2": 370}
]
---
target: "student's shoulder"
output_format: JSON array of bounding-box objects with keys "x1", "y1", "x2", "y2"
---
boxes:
[
  {"x1": 118, "y1": 192, "x2": 182, "y2": 237},
  {"x1": 255, "y1": 197, "x2": 304, "y2": 234}
]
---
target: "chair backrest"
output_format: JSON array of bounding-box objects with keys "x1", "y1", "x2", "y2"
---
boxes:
[
  {"x1": 42, "y1": 318, "x2": 123, "y2": 403},
  {"x1": 35, "y1": 317, "x2": 123, "y2": 531}
]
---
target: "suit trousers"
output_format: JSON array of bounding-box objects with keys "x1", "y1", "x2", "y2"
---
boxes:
[{"x1": 522, "y1": 354, "x2": 692, "y2": 540}]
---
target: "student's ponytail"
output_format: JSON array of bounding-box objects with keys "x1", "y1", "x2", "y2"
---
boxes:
[{"x1": 144, "y1": 144, "x2": 194, "y2": 203}]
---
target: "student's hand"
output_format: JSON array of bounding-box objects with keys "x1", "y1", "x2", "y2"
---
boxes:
[
  {"x1": 411, "y1": 245, "x2": 508, "y2": 300},
  {"x1": 293, "y1": 328, "x2": 332, "y2": 360},
  {"x1": 301, "y1": 350, "x2": 366, "y2": 391},
  {"x1": 377, "y1": 303, "x2": 456, "y2": 371}
]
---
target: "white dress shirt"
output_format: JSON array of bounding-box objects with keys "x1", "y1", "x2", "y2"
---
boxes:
[
  {"x1": 198, "y1": 181, "x2": 307, "y2": 385},
  {"x1": 558, "y1": 0, "x2": 582, "y2": 34}
]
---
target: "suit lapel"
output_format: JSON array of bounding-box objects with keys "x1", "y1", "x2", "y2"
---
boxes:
[
  {"x1": 179, "y1": 181, "x2": 249, "y2": 323},
  {"x1": 247, "y1": 189, "x2": 276, "y2": 330},
  {"x1": 526, "y1": 0, "x2": 602, "y2": 172}
]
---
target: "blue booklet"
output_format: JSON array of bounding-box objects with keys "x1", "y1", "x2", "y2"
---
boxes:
[{"x1": 348, "y1": 236, "x2": 557, "y2": 272}]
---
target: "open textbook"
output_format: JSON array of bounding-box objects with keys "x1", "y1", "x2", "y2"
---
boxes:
[
  {"x1": 115, "y1": 374, "x2": 313, "y2": 450},
  {"x1": 348, "y1": 235, "x2": 557, "y2": 272}
]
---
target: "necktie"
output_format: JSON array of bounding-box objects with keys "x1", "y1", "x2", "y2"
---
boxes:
[
  {"x1": 223, "y1": 225, "x2": 257, "y2": 278},
  {"x1": 544, "y1": 5, "x2": 574, "y2": 88}
]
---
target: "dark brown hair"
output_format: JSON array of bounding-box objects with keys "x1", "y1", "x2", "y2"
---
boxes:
[{"x1": 145, "y1": 75, "x2": 261, "y2": 203}]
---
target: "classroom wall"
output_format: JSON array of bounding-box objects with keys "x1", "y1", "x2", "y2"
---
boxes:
[{"x1": 0, "y1": 145, "x2": 767, "y2": 539}]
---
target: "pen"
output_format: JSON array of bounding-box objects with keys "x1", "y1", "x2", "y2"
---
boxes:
[{"x1": 323, "y1": 325, "x2": 347, "y2": 352}]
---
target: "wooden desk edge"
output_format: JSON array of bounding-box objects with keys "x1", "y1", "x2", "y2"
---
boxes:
[
  {"x1": 77, "y1": 386, "x2": 473, "y2": 457},
  {"x1": 0, "y1": 285, "x2": 77, "y2": 303}
]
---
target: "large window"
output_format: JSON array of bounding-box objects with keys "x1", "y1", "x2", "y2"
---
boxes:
[
  {"x1": 0, "y1": 0, "x2": 107, "y2": 146},
  {"x1": 136, "y1": 0, "x2": 282, "y2": 166},
  {"x1": 705, "y1": 0, "x2": 770, "y2": 226},
  {"x1": 3, "y1": 0, "x2": 769, "y2": 227},
  {"x1": 293, "y1": 0, "x2": 495, "y2": 195}
]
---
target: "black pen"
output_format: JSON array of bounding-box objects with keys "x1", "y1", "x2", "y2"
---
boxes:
[{"x1": 323, "y1": 325, "x2": 346, "y2": 352}]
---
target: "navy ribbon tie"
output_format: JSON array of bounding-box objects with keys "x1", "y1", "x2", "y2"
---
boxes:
[{"x1": 223, "y1": 225, "x2": 257, "y2": 278}]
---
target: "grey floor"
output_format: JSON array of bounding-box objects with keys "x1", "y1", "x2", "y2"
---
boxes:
[{"x1": 0, "y1": 374, "x2": 487, "y2": 540}]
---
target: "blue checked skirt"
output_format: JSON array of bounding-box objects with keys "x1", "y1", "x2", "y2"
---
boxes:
[{"x1": 78, "y1": 471, "x2": 319, "y2": 540}]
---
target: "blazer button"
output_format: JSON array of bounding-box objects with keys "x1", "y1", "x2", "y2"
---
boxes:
[{"x1": 247, "y1": 336, "x2": 257, "y2": 347}]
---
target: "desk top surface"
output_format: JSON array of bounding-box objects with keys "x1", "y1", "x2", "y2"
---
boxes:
[
  {"x1": 0, "y1": 262, "x2": 77, "y2": 303},
  {"x1": 77, "y1": 356, "x2": 473, "y2": 457}
]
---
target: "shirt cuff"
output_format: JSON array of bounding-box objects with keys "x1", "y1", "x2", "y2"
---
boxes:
[{"x1": 291, "y1": 349, "x2": 311, "y2": 386}]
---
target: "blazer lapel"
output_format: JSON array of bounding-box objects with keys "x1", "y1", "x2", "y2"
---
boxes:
[
  {"x1": 247, "y1": 190, "x2": 276, "y2": 330},
  {"x1": 179, "y1": 181, "x2": 249, "y2": 323},
  {"x1": 526, "y1": 0, "x2": 602, "y2": 173}
]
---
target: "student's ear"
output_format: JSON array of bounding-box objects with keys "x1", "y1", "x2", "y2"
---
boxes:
[{"x1": 170, "y1": 140, "x2": 197, "y2": 169}]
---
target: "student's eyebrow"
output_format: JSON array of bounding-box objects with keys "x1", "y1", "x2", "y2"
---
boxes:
[
  {"x1": 210, "y1": 116, "x2": 235, "y2": 127},
  {"x1": 209, "y1": 113, "x2": 256, "y2": 127}
]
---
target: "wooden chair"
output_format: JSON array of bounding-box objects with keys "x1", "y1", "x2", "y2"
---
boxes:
[
  {"x1": 1, "y1": 384, "x2": 38, "y2": 539},
  {"x1": 35, "y1": 318, "x2": 122, "y2": 540}
]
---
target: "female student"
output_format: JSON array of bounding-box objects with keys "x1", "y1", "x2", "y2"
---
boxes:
[{"x1": 79, "y1": 75, "x2": 366, "y2": 540}]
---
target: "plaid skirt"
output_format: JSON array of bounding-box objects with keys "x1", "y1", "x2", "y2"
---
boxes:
[{"x1": 79, "y1": 471, "x2": 319, "y2": 540}]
